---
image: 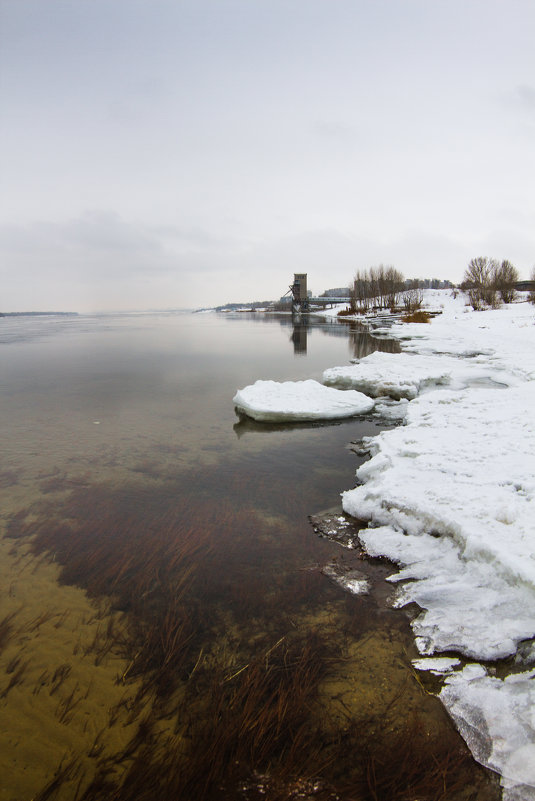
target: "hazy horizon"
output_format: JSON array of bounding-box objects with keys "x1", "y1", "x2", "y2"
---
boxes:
[{"x1": 1, "y1": 0, "x2": 534, "y2": 313}]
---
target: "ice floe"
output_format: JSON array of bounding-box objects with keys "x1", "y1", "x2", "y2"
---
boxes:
[
  {"x1": 233, "y1": 379, "x2": 374, "y2": 422},
  {"x1": 440, "y1": 667, "x2": 535, "y2": 801},
  {"x1": 412, "y1": 656, "x2": 461, "y2": 674},
  {"x1": 322, "y1": 562, "x2": 370, "y2": 595}
]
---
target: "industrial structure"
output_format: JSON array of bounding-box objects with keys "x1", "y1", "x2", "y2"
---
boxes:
[
  {"x1": 289, "y1": 273, "x2": 309, "y2": 313},
  {"x1": 283, "y1": 273, "x2": 351, "y2": 313}
]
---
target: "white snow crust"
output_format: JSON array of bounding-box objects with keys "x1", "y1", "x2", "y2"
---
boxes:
[
  {"x1": 233, "y1": 379, "x2": 374, "y2": 422},
  {"x1": 336, "y1": 290, "x2": 535, "y2": 797}
]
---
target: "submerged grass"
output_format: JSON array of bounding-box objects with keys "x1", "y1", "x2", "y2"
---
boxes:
[{"x1": 4, "y1": 475, "x2": 501, "y2": 801}]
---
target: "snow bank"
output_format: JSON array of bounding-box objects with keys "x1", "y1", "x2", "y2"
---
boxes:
[
  {"x1": 233, "y1": 379, "x2": 374, "y2": 422},
  {"x1": 340, "y1": 290, "x2": 535, "y2": 797}
]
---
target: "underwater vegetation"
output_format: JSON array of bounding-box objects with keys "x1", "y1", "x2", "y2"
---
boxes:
[{"x1": 3, "y1": 474, "x2": 501, "y2": 801}]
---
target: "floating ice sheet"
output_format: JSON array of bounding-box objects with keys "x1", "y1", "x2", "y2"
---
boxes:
[
  {"x1": 233, "y1": 379, "x2": 374, "y2": 422},
  {"x1": 441, "y1": 667, "x2": 535, "y2": 801}
]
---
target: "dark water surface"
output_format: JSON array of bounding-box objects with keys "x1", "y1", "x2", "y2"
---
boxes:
[{"x1": 0, "y1": 312, "x2": 499, "y2": 800}]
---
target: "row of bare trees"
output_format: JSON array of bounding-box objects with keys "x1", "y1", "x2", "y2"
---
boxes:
[
  {"x1": 348, "y1": 258, "x2": 531, "y2": 314},
  {"x1": 462, "y1": 257, "x2": 519, "y2": 309},
  {"x1": 351, "y1": 265, "x2": 406, "y2": 312},
  {"x1": 350, "y1": 266, "x2": 427, "y2": 313}
]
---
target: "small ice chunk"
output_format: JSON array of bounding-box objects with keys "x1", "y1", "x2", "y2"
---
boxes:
[
  {"x1": 373, "y1": 398, "x2": 409, "y2": 421},
  {"x1": 322, "y1": 563, "x2": 370, "y2": 595},
  {"x1": 412, "y1": 656, "x2": 461, "y2": 674},
  {"x1": 233, "y1": 379, "x2": 374, "y2": 422},
  {"x1": 343, "y1": 577, "x2": 370, "y2": 594}
]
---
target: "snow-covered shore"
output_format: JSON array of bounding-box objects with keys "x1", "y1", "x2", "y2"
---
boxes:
[
  {"x1": 234, "y1": 289, "x2": 535, "y2": 798},
  {"x1": 323, "y1": 290, "x2": 535, "y2": 800}
]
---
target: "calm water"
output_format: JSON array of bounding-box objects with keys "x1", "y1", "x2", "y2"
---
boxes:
[
  {"x1": 0, "y1": 312, "x2": 498, "y2": 801},
  {"x1": 1, "y1": 311, "x2": 397, "y2": 518}
]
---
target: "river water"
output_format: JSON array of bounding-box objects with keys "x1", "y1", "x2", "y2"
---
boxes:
[{"x1": 0, "y1": 311, "x2": 499, "y2": 800}]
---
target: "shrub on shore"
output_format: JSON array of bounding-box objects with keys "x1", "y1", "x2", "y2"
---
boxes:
[{"x1": 400, "y1": 310, "x2": 431, "y2": 323}]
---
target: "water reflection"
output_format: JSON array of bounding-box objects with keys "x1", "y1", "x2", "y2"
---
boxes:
[
  {"x1": 345, "y1": 322, "x2": 401, "y2": 360},
  {"x1": 221, "y1": 311, "x2": 401, "y2": 361},
  {"x1": 290, "y1": 321, "x2": 308, "y2": 354},
  {"x1": 233, "y1": 412, "x2": 353, "y2": 439}
]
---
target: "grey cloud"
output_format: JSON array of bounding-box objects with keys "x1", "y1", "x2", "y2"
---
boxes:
[
  {"x1": 62, "y1": 212, "x2": 163, "y2": 253},
  {"x1": 312, "y1": 120, "x2": 360, "y2": 143},
  {"x1": 517, "y1": 85, "x2": 535, "y2": 112},
  {"x1": 0, "y1": 212, "x2": 236, "y2": 270}
]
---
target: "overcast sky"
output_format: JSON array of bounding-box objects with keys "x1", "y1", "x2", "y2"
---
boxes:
[{"x1": 1, "y1": 0, "x2": 534, "y2": 311}]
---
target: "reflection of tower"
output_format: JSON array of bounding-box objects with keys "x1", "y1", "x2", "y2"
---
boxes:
[
  {"x1": 290, "y1": 323, "x2": 308, "y2": 355},
  {"x1": 290, "y1": 273, "x2": 308, "y2": 313}
]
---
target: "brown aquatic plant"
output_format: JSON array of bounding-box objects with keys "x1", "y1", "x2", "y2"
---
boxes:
[
  {"x1": 6, "y1": 476, "x2": 500, "y2": 801},
  {"x1": 0, "y1": 656, "x2": 29, "y2": 699},
  {"x1": 32, "y1": 755, "x2": 81, "y2": 801},
  {"x1": 0, "y1": 610, "x2": 18, "y2": 654},
  {"x1": 78, "y1": 630, "x2": 340, "y2": 801}
]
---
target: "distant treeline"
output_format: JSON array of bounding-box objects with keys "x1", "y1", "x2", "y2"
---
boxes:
[
  {"x1": 208, "y1": 301, "x2": 273, "y2": 312},
  {"x1": 0, "y1": 311, "x2": 78, "y2": 317}
]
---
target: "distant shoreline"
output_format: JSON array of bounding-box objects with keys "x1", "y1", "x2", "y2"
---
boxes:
[{"x1": 0, "y1": 311, "x2": 78, "y2": 317}]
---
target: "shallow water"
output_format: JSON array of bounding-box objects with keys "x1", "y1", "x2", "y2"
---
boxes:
[{"x1": 0, "y1": 311, "x2": 499, "y2": 800}]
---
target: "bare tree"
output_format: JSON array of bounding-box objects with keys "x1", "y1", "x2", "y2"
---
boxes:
[
  {"x1": 493, "y1": 260, "x2": 519, "y2": 303},
  {"x1": 402, "y1": 280, "x2": 424, "y2": 312},
  {"x1": 369, "y1": 266, "x2": 381, "y2": 308},
  {"x1": 463, "y1": 257, "x2": 499, "y2": 309},
  {"x1": 384, "y1": 266, "x2": 405, "y2": 309},
  {"x1": 352, "y1": 269, "x2": 371, "y2": 312}
]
